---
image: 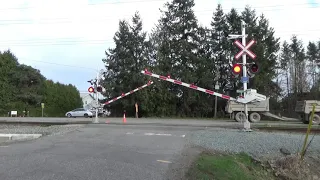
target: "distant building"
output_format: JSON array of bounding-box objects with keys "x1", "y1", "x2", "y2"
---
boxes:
[
  {"x1": 79, "y1": 92, "x2": 107, "y2": 108},
  {"x1": 79, "y1": 92, "x2": 96, "y2": 110},
  {"x1": 79, "y1": 92, "x2": 110, "y2": 116}
]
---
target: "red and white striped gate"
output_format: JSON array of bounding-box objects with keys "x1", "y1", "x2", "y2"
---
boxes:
[
  {"x1": 141, "y1": 69, "x2": 236, "y2": 101},
  {"x1": 104, "y1": 80, "x2": 154, "y2": 105}
]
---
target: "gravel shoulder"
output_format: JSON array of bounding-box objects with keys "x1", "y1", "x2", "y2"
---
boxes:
[
  {"x1": 183, "y1": 128, "x2": 320, "y2": 179},
  {"x1": 187, "y1": 127, "x2": 320, "y2": 160}
]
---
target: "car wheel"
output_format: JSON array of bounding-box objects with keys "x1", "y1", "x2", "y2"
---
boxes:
[
  {"x1": 67, "y1": 113, "x2": 72, "y2": 118},
  {"x1": 84, "y1": 114, "x2": 88, "y2": 118}
]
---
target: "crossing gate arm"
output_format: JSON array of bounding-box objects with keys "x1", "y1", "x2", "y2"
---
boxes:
[
  {"x1": 141, "y1": 69, "x2": 237, "y2": 101},
  {"x1": 104, "y1": 80, "x2": 154, "y2": 105}
]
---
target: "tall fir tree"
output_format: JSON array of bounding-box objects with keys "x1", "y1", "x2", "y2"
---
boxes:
[
  {"x1": 278, "y1": 41, "x2": 293, "y2": 115},
  {"x1": 102, "y1": 12, "x2": 152, "y2": 117},
  {"x1": 210, "y1": 4, "x2": 230, "y2": 92},
  {"x1": 225, "y1": 8, "x2": 242, "y2": 96},
  {"x1": 307, "y1": 41, "x2": 319, "y2": 88},
  {"x1": 251, "y1": 13, "x2": 281, "y2": 98},
  {"x1": 279, "y1": 41, "x2": 292, "y2": 96},
  {"x1": 154, "y1": 0, "x2": 203, "y2": 117},
  {"x1": 289, "y1": 35, "x2": 308, "y2": 94}
]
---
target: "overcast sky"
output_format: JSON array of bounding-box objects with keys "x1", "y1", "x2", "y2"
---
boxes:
[{"x1": 0, "y1": 0, "x2": 319, "y2": 93}]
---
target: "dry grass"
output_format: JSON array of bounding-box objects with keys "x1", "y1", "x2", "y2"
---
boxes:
[
  {"x1": 186, "y1": 151, "x2": 277, "y2": 180},
  {"x1": 268, "y1": 153, "x2": 319, "y2": 180}
]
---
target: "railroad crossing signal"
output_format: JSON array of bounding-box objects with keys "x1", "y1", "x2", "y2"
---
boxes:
[
  {"x1": 232, "y1": 64, "x2": 242, "y2": 77},
  {"x1": 228, "y1": 20, "x2": 258, "y2": 132},
  {"x1": 247, "y1": 63, "x2": 259, "y2": 78},
  {"x1": 234, "y1": 39, "x2": 257, "y2": 60},
  {"x1": 88, "y1": 86, "x2": 94, "y2": 93},
  {"x1": 96, "y1": 86, "x2": 102, "y2": 92}
]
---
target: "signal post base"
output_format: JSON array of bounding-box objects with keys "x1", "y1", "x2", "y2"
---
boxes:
[
  {"x1": 242, "y1": 121, "x2": 252, "y2": 132},
  {"x1": 242, "y1": 128, "x2": 253, "y2": 132},
  {"x1": 93, "y1": 117, "x2": 99, "y2": 124}
]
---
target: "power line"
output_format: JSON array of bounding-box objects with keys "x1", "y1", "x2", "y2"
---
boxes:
[
  {"x1": 0, "y1": 3, "x2": 318, "y2": 25},
  {"x1": 18, "y1": 58, "x2": 100, "y2": 71}
]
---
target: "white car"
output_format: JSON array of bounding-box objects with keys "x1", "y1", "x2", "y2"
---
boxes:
[{"x1": 65, "y1": 108, "x2": 93, "y2": 118}]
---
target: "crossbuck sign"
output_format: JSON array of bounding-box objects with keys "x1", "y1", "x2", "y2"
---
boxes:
[{"x1": 234, "y1": 39, "x2": 257, "y2": 60}]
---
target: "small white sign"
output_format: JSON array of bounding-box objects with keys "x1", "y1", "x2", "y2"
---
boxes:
[{"x1": 10, "y1": 111, "x2": 17, "y2": 117}]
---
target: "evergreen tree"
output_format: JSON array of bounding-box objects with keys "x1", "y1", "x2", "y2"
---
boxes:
[
  {"x1": 101, "y1": 12, "x2": 151, "y2": 117},
  {"x1": 11, "y1": 65, "x2": 46, "y2": 106},
  {"x1": 193, "y1": 26, "x2": 216, "y2": 117},
  {"x1": 225, "y1": 8, "x2": 242, "y2": 95},
  {"x1": 241, "y1": 6, "x2": 258, "y2": 36},
  {"x1": 251, "y1": 13, "x2": 281, "y2": 98},
  {"x1": 279, "y1": 41, "x2": 292, "y2": 96},
  {"x1": 0, "y1": 50, "x2": 82, "y2": 117},
  {"x1": 307, "y1": 41, "x2": 319, "y2": 87},
  {"x1": 210, "y1": 4, "x2": 230, "y2": 92},
  {"x1": 207, "y1": 4, "x2": 232, "y2": 116},
  {"x1": 289, "y1": 35, "x2": 308, "y2": 94},
  {"x1": 43, "y1": 80, "x2": 83, "y2": 117},
  {"x1": 0, "y1": 50, "x2": 22, "y2": 114},
  {"x1": 155, "y1": 0, "x2": 204, "y2": 117}
]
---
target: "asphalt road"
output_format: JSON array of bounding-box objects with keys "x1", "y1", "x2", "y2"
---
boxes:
[{"x1": 0, "y1": 124, "x2": 203, "y2": 180}]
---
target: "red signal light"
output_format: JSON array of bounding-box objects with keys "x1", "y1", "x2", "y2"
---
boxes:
[
  {"x1": 96, "y1": 86, "x2": 102, "y2": 92},
  {"x1": 248, "y1": 63, "x2": 259, "y2": 78},
  {"x1": 88, "y1": 86, "x2": 94, "y2": 93},
  {"x1": 232, "y1": 64, "x2": 242, "y2": 76},
  {"x1": 250, "y1": 64, "x2": 259, "y2": 73}
]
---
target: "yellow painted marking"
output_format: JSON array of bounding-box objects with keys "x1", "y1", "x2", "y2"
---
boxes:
[{"x1": 157, "y1": 160, "x2": 172, "y2": 163}]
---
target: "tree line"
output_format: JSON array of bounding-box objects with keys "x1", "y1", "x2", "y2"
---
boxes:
[
  {"x1": 101, "y1": 0, "x2": 319, "y2": 118},
  {"x1": 0, "y1": 50, "x2": 83, "y2": 117}
]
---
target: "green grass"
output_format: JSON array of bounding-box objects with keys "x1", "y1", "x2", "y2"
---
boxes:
[{"x1": 186, "y1": 152, "x2": 277, "y2": 180}]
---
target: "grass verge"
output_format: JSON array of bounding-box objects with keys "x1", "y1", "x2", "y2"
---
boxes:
[{"x1": 186, "y1": 151, "x2": 277, "y2": 180}]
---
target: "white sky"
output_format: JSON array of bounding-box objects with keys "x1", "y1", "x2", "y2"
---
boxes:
[{"x1": 0, "y1": 0, "x2": 319, "y2": 92}]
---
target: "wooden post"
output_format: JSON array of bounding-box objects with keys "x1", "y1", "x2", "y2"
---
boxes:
[{"x1": 135, "y1": 102, "x2": 138, "y2": 118}]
